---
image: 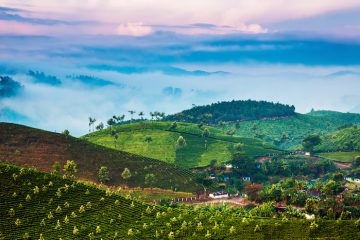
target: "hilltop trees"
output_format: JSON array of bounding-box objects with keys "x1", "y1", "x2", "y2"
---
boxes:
[
  {"x1": 165, "y1": 99, "x2": 296, "y2": 124},
  {"x1": 88, "y1": 117, "x2": 96, "y2": 132},
  {"x1": 63, "y1": 160, "x2": 77, "y2": 179},
  {"x1": 302, "y1": 135, "x2": 321, "y2": 153},
  {"x1": 95, "y1": 122, "x2": 104, "y2": 131},
  {"x1": 98, "y1": 166, "x2": 110, "y2": 184}
]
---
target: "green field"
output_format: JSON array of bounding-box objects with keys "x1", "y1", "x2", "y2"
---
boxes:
[
  {"x1": 82, "y1": 121, "x2": 281, "y2": 169},
  {"x1": 1, "y1": 163, "x2": 359, "y2": 239},
  {"x1": 317, "y1": 152, "x2": 360, "y2": 163},
  {"x1": 220, "y1": 111, "x2": 360, "y2": 150}
]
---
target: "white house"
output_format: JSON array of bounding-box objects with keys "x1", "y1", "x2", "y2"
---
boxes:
[{"x1": 209, "y1": 191, "x2": 228, "y2": 199}]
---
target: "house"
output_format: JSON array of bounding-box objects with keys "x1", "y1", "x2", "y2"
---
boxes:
[
  {"x1": 209, "y1": 191, "x2": 228, "y2": 199},
  {"x1": 224, "y1": 164, "x2": 233, "y2": 170},
  {"x1": 242, "y1": 176, "x2": 251, "y2": 182}
]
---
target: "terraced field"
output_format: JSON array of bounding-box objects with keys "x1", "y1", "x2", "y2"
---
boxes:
[
  {"x1": 82, "y1": 121, "x2": 281, "y2": 169},
  {"x1": 1, "y1": 163, "x2": 359, "y2": 239}
]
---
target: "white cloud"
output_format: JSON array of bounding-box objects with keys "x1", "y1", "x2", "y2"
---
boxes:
[{"x1": 116, "y1": 22, "x2": 153, "y2": 36}]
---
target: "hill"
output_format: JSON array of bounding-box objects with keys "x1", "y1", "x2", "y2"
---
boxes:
[
  {"x1": 219, "y1": 111, "x2": 360, "y2": 150},
  {"x1": 0, "y1": 122, "x2": 199, "y2": 192},
  {"x1": 1, "y1": 163, "x2": 359, "y2": 239},
  {"x1": 165, "y1": 99, "x2": 296, "y2": 124},
  {"x1": 315, "y1": 125, "x2": 360, "y2": 152},
  {"x1": 82, "y1": 121, "x2": 281, "y2": 169}
]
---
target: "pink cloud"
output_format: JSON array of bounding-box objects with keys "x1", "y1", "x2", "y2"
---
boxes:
[{"x1": 116, "y1": 22, "x2": 153, "y2": 36}]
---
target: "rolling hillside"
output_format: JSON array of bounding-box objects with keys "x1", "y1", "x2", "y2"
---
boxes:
[
  {"x1": 0, "y1": 122, "x2": 199, "y2": 192},
  {"x1": 315, "y1": 125, "x2": 360, "y2": 152},
  {"x1": 82, "y1": 121, "x2": 281, "y2": 169},
  {"x1": 220, "y1": 111, "x2": 360, "y2": 150},
  {"x1": 1, "y1": 163, "x2": 358, "y2": 239}
]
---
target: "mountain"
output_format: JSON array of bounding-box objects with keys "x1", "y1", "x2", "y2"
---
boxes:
[
  {"x1": 219, "y1": 111, "x2": 360, "y2": 149},
  {"x1": 0, "y1": 122, "x2": 199, "y2": 192},
  {"x1": 82, "y1": 121, "x2": 281, "y2": 169},
  {"x1": 165, "y1": 100, "x2": 296, "y2": 124}
]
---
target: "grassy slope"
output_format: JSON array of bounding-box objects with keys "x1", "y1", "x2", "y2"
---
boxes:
[
  {"x1": 317, "y1": 152, "x2": 360, "y2": 163},
  {"x1": 82, "y1": 121, "x2": 281, "y2": 169},
  {"x1": 0, "y1": 122, "x2": 199, "y2": 192},
  {"x1": 316, "y1": 125, "x2": 360, "y2": 152},
  {"x1": 221, "y1": 111, "x2": 360, "y2": 150},
  {"x1": 1, "y1": 163, "x2": 359, "y2": 240}
]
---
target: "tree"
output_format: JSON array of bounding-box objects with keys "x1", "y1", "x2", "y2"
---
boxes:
[
  {"x1": 95, "y1": 122, "x2": 104, "y2": 131},
  {"x1": 63, "y1": 160, "x2": 77, "y2": 179},
  {"x1": 62, "y1": 129, "x2": 70, "y2": 136},
  {"x1": 138, "y1": 111, "x2": 144, "y2": 119},
  {"x1": 202, "y1": 128, "x2": 210, "y2": 138},
  {"x1": 98, "y1": 166, "x2": 110, "y2": 183},
  {"x1": 88, "y1": 117, "x2": 96, "y2": 132},
  {"x1": 107, "y1": 118, "x2": 116, "y2": 128},
  {"x1": 144, "y1": 136, "x2": 153, "y2": 143},
  {"x1": 52, "y1": 161, "x2": 61, "y2": 175},
  {"x1": 144, "y1": 173, "x2": 156, "y2": 188},
  {"x1": 305, "y1": 198, "x2": 318, "y2": 214},
  {"x1": 176, "y1": 136, "x2": 186, "y2": 149},
  {"x1": 170, "y1": 121, "x2": 177, "y2": 130},
  {"x1": 302, "y1": 134, "x2": 321, "y2": 152},
  {"x1": 353, "y1": 156, "x2": 360, "y2": 167},
  {"x1": 121, "y1": 168, "x2": 132, "y2": 185}
]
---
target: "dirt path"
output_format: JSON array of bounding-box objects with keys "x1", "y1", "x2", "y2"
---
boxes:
[{"x1": 334, "y1": 161, "x2": 352, "y2": 169}]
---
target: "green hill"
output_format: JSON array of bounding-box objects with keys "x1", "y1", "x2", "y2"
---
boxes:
[
  {"x1": 165, "y1": 99, "x2": 296, "y2": 124},
  {"x1": 82, "y1": 121, "x2": 281, "y2": 169},
  {"x1": 315, "y1": 125, "x2": 360, "y2": 152},
  {"x1": 1, "y1": 163, "x2": 359, "y2": 239},
  {"x1": 219, "y1": 111, "x2": 360, "y2": 150},
  {"x1": 0, "y1": 122, "x2": 199, "y2": 192}
]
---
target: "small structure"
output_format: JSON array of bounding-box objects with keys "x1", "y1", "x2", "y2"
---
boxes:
[
  {"x1": 242, "y1": 176, "x2": 251, "y2": 182},
  {"x1": 224, "y1": 164, "x2": 233, "y2": 170},
  {"x1": 209, "y1": 191, "x2": 228, "y2": 199},
  {"x1": 305, "y1": 152, "x2": 311, "y2": 156}
]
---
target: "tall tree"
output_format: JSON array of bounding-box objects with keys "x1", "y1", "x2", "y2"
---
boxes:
[
  {"x1": 98, "y1": 166, "x2": 110, "y2": 184},
  {"x1": 121, "y1": 168, "x2": 132, "y2": 186},
  {"x1": 138, "y1": 111, "x2": 144, "y2": 120},
  {"x1": 63, "y1": 160, "x2": 77, "y2": 179}
]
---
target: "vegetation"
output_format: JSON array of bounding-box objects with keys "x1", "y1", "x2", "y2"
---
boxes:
[
  {"x1": 317, "y1": 152, "x2": 360, "y2": 163},
  {"x1": 0, "y1": 122, "x2": 200, "y2": 192},
  {"x1": 82, "y1": 121, "x2": 281, "y2": 169},
  {"x1": 165, "y1": 99, "x2": 296, "y2": 124},
  {"x1": 316, "y1": 125, "x2": 360, "y2": 152},
  {"x1": 0, "y1": 163, "x2": 359, "y2": 239},
  {"x1": 220, "y1": 111, "x2": 360, "y2": 150}
]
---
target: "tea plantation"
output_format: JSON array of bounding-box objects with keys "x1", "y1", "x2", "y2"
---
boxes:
[{"x1": 1, "y1": 163, "x2": 359, "y2": 239}]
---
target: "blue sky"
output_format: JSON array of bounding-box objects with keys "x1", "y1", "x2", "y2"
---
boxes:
[{"x1": 1, "y1": 1, "x2": 360, "y2": 135}]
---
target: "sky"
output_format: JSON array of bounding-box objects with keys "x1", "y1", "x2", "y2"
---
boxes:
[{"x1": 1, "y1": 0, "x2": 360, "y2": 135}]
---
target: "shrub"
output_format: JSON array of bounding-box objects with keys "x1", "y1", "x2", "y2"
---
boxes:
[
  {"x1": 73, "y1": 226, "x2": 79, "y2": 235},
  {"x1": 96, "y1": 226, "x2": 101, "y2": 234}
]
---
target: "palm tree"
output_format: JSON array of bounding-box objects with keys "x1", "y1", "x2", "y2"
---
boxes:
[
  {"x1": 88, "y1": 117, "x2": 96, "y2": 132},
  {"x1": 149, "y1": 112, "x2": 155, "y2": 120},
  {"x1": 138, "y1": 111, "x2": 144, "y2": 120}
]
